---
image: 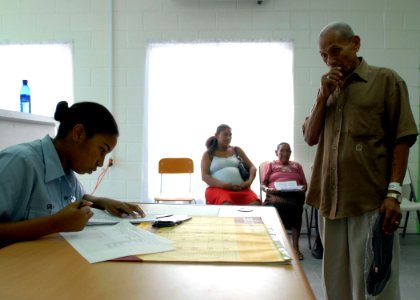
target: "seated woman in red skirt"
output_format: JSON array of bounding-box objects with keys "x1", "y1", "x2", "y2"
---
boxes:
[
  {"x1": 201, "y1": 124, "x2": 260, "y2": 206},
  {"x1": 260, "y1": 142, "x2": 307, "y2": 260}
]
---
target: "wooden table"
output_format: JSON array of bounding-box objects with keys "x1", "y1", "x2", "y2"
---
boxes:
[{"x1": 0, "y1": 204, "x2": 316, "y2": 300}]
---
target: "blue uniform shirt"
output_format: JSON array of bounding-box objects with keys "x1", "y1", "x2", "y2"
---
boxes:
[{"x1": 0, "y1": 135, "x2": 85, "y2": 221}]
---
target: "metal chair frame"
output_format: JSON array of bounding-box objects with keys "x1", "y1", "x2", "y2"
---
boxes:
[
  {"x1": 400, "y1": 167, "x2": 420, "y2": 237},
  {"x1": 154, "y1": 158, "x2": 195, "y2": 204}
]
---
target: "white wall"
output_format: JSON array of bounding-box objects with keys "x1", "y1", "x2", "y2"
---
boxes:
[
  {"x1": 1, "y1": 0, "x2": 419, "y2": 230},
  {"x1": 0, "y1": 109, "x2": 56, "y2": 149}
]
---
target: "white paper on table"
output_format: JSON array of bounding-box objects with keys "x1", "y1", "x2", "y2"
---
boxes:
[
  {"x1": 274, "y1": 181, "x2": 303, "y2": 192},
  {"x1": 61, "y1": 220, "x2": 175, "y2": 263},
  {"x1": 142, "y1": 205, "x2": 220, "y2": 217},
  {"x1": 87, "y1": 208, "x2": 168, "y2": 225}
]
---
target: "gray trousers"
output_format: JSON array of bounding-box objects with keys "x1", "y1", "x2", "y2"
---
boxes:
[{"x1": 319, "y1": 209, "x2": 400, "y2": 300}]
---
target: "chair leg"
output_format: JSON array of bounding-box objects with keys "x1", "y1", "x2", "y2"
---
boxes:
[
  {"x1": 304, "y1": 208, "x2": 311, "y2": 249},
  {"x1": 309, "y1": 206, "x2": 314, "y2": 232},
  {"x1": 402, "y1": 211, "x2": 410, "y2": 238},
  {"x1": 308, "y1": 207, "x2": 315, "y2": 249},
  {"x1": 416, "y1": 211, "x2": 420, "y2": 231}
]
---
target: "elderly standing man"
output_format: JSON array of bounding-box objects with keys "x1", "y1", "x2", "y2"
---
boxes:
[{"x1": 303, "y1": 22, "x2": 418, "y2": 300}]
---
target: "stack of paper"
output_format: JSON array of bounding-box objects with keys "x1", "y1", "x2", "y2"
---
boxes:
[
  {"x1": 61, "y1": 221, "x2": 174, "y2": 263},
  {"x1": 137, "y1": 216, "x2": 290, "y2": 264},
  {"x1": 274, "y1": 181, "x2": 303, "y2": 192},
  {"x1": 88, "y1": 208, "x2": 174, "y2": 225}
]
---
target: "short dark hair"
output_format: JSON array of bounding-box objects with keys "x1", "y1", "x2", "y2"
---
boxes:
[
  {"x1": 54, "y1": 101, "x2": 119, "y2": 139},
  {"x1": 277, "y1": 142, "x2": 290, "y2": 150}
]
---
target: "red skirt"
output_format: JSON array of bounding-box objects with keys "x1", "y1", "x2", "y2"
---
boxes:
[{"x1": 205, "y1": 187, "x2": 260, "y2": 205}]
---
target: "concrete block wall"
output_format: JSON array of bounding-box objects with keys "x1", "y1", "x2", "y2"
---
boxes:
[{"x1": 1, "y1": 0, "x2": 419, "y2": 230}]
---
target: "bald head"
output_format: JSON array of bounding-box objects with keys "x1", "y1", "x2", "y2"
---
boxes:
[{"x1": 320, "y1": 22, "x2": 355, "y2": 42}]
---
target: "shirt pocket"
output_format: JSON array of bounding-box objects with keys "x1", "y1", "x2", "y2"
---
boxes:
[
  {"x1": 346, "y1": 101, "x2": 384, "y2": 138},
  {"x1": 26, "y1": 201, "x2": 57, "y2": 219}
]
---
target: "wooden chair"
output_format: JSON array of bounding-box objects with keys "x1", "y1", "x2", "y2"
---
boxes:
[
  {"x1": 154, "y1": 158, "x2": 195, "y2": 204},
  {"x1": 400, "y1": 167, "x2": 420, "y2": 237}
]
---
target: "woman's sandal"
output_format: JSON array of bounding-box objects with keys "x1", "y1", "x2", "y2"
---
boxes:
[{"x1": 296, "y1": 250, "x2": 304, "y2": 260}]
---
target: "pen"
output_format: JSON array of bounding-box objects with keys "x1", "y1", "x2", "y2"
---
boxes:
[
  {"x1": 152, "y1": 220, "x2": 182, "y2": 228},
  {"x1": 156, "y1": 214, "x2": 173, "y2": 219},
  {"x1": 77, "y1": 201, "x2": 84, "y2": 209}
]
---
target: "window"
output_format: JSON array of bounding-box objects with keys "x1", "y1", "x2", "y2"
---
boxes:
[
  {"x1": 0, "y1": 43, "x2": 74, "y2": 117},
  {"x1": 145, "y1": 42, "x2": 294, "y2": 203}
]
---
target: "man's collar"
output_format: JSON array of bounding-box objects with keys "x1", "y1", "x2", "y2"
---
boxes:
[{"x1": 351, "y1": 57, "x2": 369, "y2": 82}]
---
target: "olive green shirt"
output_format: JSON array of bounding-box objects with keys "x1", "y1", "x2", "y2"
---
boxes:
[{"x1": 306, "y1": 58, "x2": 418, "y2": 219}]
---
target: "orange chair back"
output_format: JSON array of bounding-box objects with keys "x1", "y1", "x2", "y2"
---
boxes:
[{"x1": 158, "y1": 158, "x2": 194, "y2": 174}]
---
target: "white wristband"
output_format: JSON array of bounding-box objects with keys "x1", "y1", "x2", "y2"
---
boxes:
[
  {"x1": 386, "y1": 192, "x2": 402, "y2": 204},
  {"x1": 388, "y1": 182, "x2": 402, "y2": 194}
]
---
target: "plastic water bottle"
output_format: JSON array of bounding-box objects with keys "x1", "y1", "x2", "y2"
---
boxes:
[{"x1": 20, "y1": 80, "x2": 31, "y2": 113}]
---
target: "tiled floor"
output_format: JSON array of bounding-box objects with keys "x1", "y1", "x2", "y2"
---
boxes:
[{"x1": 298, "y1": 233, "x2": 420, "y2": 300}]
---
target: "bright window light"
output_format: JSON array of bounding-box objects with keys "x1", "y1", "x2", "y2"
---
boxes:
[
  {"x1": 146, "y1": 42, "x2": 294, "y2": 203},
  {"x1": 0, "y1": 43, "x2": 74, "y2": 117}
]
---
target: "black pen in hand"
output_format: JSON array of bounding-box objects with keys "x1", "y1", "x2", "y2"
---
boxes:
[{"x1": 77, "y1": 200, "x2": 92, "y2": 209}]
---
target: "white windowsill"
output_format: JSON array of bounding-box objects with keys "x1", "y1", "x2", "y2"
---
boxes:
[{"x1": 0, "y1": 109, "x2": 56, "y2": 126}]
